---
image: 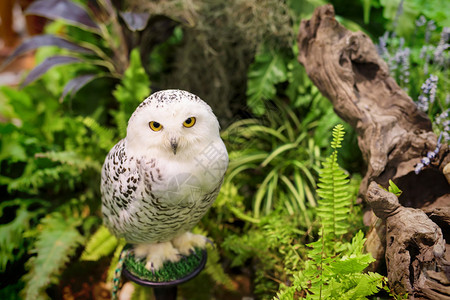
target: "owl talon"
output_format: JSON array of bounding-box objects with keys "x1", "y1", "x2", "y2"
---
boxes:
[
  {"x1": 135, "y1": 242, "x2": 180, "y2": 272},
  {"x1": 172, "y1": 232, "x2": 209, "y2": 256},
  {"x1": 189, "y1": 248, "x2": 200, "y2": 259},
  {"x1": 150, "y1": 262, "x2": 155, "y2": 275}
]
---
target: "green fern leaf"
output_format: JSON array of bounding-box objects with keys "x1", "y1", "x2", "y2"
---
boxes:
[
  {"x1": 113, "y1": 48, "x2": 151, "y2": 120},
  {"x1": 204, "y1": 246, "x2": 234, "y2": 290},
  {"x1": 316, "y1": 124, "x2": 351, "y2": 242},
  {"x1": 36, "y1": 151, "x2": 102, "y2": 172},
  {"x1": 0, "y1": 199, "x2": 46, "y2": 272},
  {"x1": 81, "y1": 225, "x2": 118, "y2": 261},
  {"x1": 246, "y1": 46, "x2": 287, "y2": 115},
  {"x1": 8, "y1": 164, "x2": 80, "y2": 194},
  {"x1": 81, "y1": 116, "x2": 116, "y2": 151},
  {"x1": 22, "y1": 212, "x2": 84, "y2": 300}
]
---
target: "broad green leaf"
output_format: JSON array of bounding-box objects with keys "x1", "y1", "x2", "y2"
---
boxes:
[
  {"x1": 246, "y1": 47, "x2": 287, "y2": 115},
  {"x1": 22, "y1": 213, "x2": 84, "y2": 300}
]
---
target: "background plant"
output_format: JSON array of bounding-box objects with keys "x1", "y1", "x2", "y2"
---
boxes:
[
  {"x1": 275, "y1": 125, "x2": 385, "y2": 299},
  {"x1": 222, "y1": 99, "x2": 321, "y2": 223},
  {"x1": 376, "y1": 15, "x2": 449, "y2": 141},
  {"x1": 0, "y1": 17, "x2": 151, "y2": 297}
]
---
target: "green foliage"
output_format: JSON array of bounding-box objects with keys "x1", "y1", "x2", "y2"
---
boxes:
[
  {"x1": 22, "y1": 212, "x2": 85, "y2": 300},
  {"x1": 377, "y1": 18, "x2": 449, "y2": 141},
  {"x1": 246, "y1": 46, "x2": 288, "y2": 115},
  {"x1": 0, "y1": 199, "x2": 47, "y2": 272},
  {"x1": 81, "y1": 225, "x2": 118, "y2": 261},
  {"x1": 316, "y1": 124, "x2": 351, "y2": 241},
  {"x1": 388, "y1": 179, "x2": 403, "y2": 197},
  {"x1": 276, "y1": 125, "x2": 384, "y2": 299},
  {"x1": 222, "y1": 209, "x2": 307, "y2": 299},
  {"x1": 379, "y1": 0, "x2": 450, "y2": 37},
  {"x1": 0, "y1": 17, "x2": 150, "y2": 297},
  {"x1": 3, "y1": 0, "x2": 154, "y2": 100},
  {"x1": 222, "y1": 99, "x2": 321, "y2": 223},
  {"x1": 112, "y1": 48, "x2": 151, "y2": 136}
]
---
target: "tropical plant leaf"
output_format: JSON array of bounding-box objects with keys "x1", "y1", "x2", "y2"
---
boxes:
[
  {"x1": 21, "y1": 55, "x2": 83, "y2": 88},
  {"x1": 60, "y1": 74, "x2": 98, "y2": 100},
  {"x1": 22, "y1": 212, "x2": 84, "y2": 300},
  {"x1": 0, "y1": 199, "x2": 47, "y2": 272},
  {"x1": 388, "y1": 179, "x2": 402, "y2": 197},
  {"x1": 81, "y1": 226, "x2": 118, "y2": 261},
  {"x1": 81, "y1": 116, "x2": 116, "y2": 151},
  {"x1": 246, "y1": 47, "x2": 287, "y2": 115},
  {"x1": 119, "y1": 11, "x2": 150, "y2": 32},
  {"x1": 112, "y1": 48, "x2": 150, "y2": 136},
  {"x1": 35, "y1": 151, "x2": 102, "y2": 172},
  {"x1": 0, "y1": 35, "x2": 93, "y2": 70},
  {"x1": 25, "y1": 0, "x2": 99, "y2": 31}
]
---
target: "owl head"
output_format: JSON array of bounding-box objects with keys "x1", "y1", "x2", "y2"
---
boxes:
[{"x1": 125, "y1": 90, "x2": 221, "y2": 158}]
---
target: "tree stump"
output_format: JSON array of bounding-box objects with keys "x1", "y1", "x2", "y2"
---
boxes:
[{"x1": 297, "y1": 4, "x2": 450, "y2": 298}]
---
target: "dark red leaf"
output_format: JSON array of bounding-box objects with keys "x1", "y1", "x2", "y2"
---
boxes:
[
  {"x1": 119, "y1": 11, "x2": 150, "y2": 32},
  {"x1": 25, "y1": 0, "x2": 99, "y2": 31},
  {"x1": 1, "y1": 35, "x2": 93, "y2": 70},
  {"x1": 60, "y1": 74, "x2": 98, "y2": 100},
  {"x1": 21, "y1": 56, "x2": 83, "y2": 88}
]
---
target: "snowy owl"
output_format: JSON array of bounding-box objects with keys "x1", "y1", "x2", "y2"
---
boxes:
[{"x1": 101, "y1": 89, "x2": 228, "y2": 271}]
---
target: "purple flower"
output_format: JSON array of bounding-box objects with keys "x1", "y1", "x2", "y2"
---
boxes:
[
  {"x1": 435, "y1": 109, "x2": 450, "y2": 143},
  {"x1": 425, "y1": 20, "x2": 436, "y2": 43},
  {"x1": 417, "y1": 74, "x2": 438, "y2": 112},
  {"x1": 434, "y1": 27, "x2": 450, "y2": 67},
  {"x1": 415, "y1": 15, "x2": 426, "y2": 27}
]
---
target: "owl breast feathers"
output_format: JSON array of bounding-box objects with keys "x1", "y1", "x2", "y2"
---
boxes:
[{"x1": 101, "y1": 89, "x2": 228, "y2": 244}]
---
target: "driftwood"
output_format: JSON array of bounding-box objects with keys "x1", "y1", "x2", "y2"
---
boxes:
[{"x1": 297, "y1": 4, "x2": 450, "y2": 298}]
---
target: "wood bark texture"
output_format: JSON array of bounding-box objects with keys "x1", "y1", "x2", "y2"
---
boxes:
[{"x1": 297, "y1": 4, "x2": 450, "y2": 298}]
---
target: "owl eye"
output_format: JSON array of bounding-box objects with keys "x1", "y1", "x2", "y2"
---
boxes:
[
  {"x1": 149, "y1": 121, "x2": 163, "y2": 131},
  {"x1": 183, "y1": 117, "x2": 196, "y2": 128}
]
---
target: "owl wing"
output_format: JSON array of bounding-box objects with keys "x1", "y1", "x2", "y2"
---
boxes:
[{"x1": 101, "y1": 139, "x2": 142, "y2": 235}]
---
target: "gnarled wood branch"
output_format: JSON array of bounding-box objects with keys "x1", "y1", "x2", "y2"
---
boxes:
[{"x1": 297, "y1": 4, "x2": 450, "y2": 297}]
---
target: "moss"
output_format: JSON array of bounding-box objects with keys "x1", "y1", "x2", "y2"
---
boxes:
[
  {"x1": 126, "y1": 0, "x2": 294, "y2": 125},
  {"x1": 124, "y1": 247, "x2": 205, "y2": 283}
]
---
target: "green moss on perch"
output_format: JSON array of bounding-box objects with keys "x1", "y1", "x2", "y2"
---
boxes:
[{"x1": 123, "y1": 247, "x2": 206, "y2": 283}]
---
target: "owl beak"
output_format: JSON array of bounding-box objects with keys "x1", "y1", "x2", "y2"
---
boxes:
[{"x1": 170, "y1": 137, "x2": 178, "y2": 155}]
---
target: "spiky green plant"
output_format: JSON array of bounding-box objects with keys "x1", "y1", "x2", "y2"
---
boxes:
[
  {"x1": 222, "y1": 99, "x2": 321, "y2": 225},
  {"x1": 276, "y1": 124, "x2": 384, "y2": 299},
  {"x1": 316, "y1": 124, "x2": 351, "y2": 241}
]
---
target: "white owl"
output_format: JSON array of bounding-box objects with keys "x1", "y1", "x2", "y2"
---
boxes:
[{"x1": 101, "y1": 89, "x2": 228, "y2": 271}]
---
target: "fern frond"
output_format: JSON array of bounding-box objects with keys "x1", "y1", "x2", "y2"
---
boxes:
[
  {"x1": 0, "y1": 199, "x2": 47, "y2": 272},
  {"x1": 22, "y1": 212, "x2": 84, "y2": 300},
  {"x1": 36, "y1": 151, "x2": 102, "y2": 172},
  {"x1": 316, "y1": 124, "x2": 351, "y2": 242},
  {"x1": 8, "y1": 164, "x2": 80, "y2": 194},
  {"x1": 246, "y1": 46, "x2": 287, "y2": 115},
  {"x1": 348, "y1": 272, "x2": 385, "y2": 297},
  {"x1": 81, "y1": 116, "x2": 116, "y2": 151},
  {"x1": 204, "y1": 246, "x2": 234, "y2": 290},
  {"x1": 330, "y1": 124, "x2": 345, "y2": 149},
  {"x1": 81, "y1": 225, "x2": 118, "y2": 261},
  {"x1": 113, "y1": 48, "x2": 150, "y2": 118}
]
